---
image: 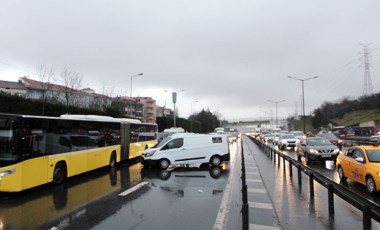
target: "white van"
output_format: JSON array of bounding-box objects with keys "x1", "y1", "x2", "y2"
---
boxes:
[
  {"x1": 141, "y1": 133, "x2": 229, "y2": 169},
  {"x1": 214, "y1": 127, "x2": 225, "y2": 133}
]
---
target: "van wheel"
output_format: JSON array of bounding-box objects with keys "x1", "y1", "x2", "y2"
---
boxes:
[
  {"x1": 159, "y1": 159, "x2": 170, "y2": 169},
  {"x1": 53, "y1": 163, "x2": 66, "y2": 184},
  {"x1": 210, "y1": 156, "x2": 222, "y2": 166}
]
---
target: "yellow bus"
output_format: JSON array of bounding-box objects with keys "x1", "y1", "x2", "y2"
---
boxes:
[{"x1": 0, "y1": 113, "x2": 157, "y2": 192}]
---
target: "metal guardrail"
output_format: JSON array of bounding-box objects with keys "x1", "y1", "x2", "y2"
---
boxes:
[
  {"x1": 240, "y1": 137, "x2": 249, "y2": 230},
  {"x1": 246, "y1": 135, "x2": 380, "y2": 230}
]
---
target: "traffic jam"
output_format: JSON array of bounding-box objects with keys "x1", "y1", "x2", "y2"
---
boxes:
[{"x1": 249, "y1": 127, "x2": 380, "y2": 197}]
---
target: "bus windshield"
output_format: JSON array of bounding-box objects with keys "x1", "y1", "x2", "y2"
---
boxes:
[{"x1": 0, "y1": 118, "x2": 20, "y2": 165}]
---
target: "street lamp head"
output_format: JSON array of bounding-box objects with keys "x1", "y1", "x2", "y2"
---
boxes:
[{"x1": 137, "y1": 73, "x2": 143, "y2": 76}]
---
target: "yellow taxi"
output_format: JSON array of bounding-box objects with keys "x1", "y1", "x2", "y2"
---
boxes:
[{"x1": 336, "y1": 143, "x2": 380, "y2": 194}]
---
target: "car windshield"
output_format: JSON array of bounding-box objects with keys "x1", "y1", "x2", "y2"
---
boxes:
[
  {"x1": 306, "y1": 138, "x2": 332, "y2": 146},
  {"x1": 0, "y1": 118, "x2": 20, "y2": 166},
  {"x1": 282, "y1": 134, "x2": 295, "y2": 139},
  {"x1": 320, "y1": 133, "x2": 337, "y2": 139},
  {"x1": 292, "y1": 131, "x2": 304, "y2": 136},
  {"x1": 366, "y1": 150, "x2": 380, "y2": 162}
]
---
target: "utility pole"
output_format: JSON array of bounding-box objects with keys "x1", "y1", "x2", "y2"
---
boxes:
[
  {"x1": 288, "y1": 76, "x2": 318, "y2": 133},
  {"x1": 360, "y1": 44, "x2": 373, "y2": 95},
  {"x1": 268, "y1": 100, "x2": 285, "y2": 128}
]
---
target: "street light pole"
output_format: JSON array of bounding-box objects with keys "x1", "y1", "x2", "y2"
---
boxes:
[
  {"x1": 267, "y1": 100, "x2": 285, "y2": 128},
  {"x1": 190, "y1": 100, "x2": 199, "y2": 132},
  {"x1": 172, "y1": 92, "x2": 177, "y2": 127},
  {"x1": 166, "y1": 89, "x2": 184, "y2": 128},
  {"x1": 288, "y1": 76, "x2": 318, "y2": 133},
  {"x1": 130, "y1": 73, "x2": 143, "y2": 117},
  {"x1": 130, "y1": 73, "x2": 143, "y2": 98}
]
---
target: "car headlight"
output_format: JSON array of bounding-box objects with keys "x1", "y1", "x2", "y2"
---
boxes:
[
  {"x1": 377, "y1": 172, "x2": 380, "y2": 177},
  {"x1": 309, "y1": 149, "x2": 318, "y2": 154},
  {"x1": 333, "y1": 149, "x2": 340, "y2": 154},
  {"x1": 145, "y1": 151, "x2": 156, "y2": 157}
]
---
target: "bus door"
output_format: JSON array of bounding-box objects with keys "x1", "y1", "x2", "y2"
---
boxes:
[
  {"x1": 21, "y1": 130, "x2": 49, "y2": 190},
  {"x1": 120, "y1": 123, "x2": 130, "y2": 161}
]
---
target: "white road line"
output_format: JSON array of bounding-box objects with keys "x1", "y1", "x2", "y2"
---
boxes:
[
  {"x1": 249, "y1": 202, "x2": 273, "y2": 210},
  {"x1": 248, "y1": 188, "x2": 266, "y2": 194},
  {"x1": 118, "y1": 181, "x2": 149, "y2": 196},
  {"x1": 246, "y1": 179, "x2": 262, "y2": 182},
  {"x1": 249, "y1": 224, "x2": 280, "y2": 230},
  {"x1": 246, "y1": 172, "x2": 259, "y2": 175},
  {"x1": 245, "y1": 167, "x2": 257, "y2": 170}
]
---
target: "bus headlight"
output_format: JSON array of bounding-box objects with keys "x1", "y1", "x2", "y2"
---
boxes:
[{"x1": 0, "y1": 168, "x2": 16, "y2": 178}]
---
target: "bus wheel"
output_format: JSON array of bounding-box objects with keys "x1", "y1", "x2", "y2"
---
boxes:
[
  {"x1": 110, "y1": 154, "x2": 116, "y2": 168},
  {"x1": 210, "y1": 156, "x2": 222, "y2": 166},
  {"x1": 53, "y1": 163, "x2": 66, "y2": 184}
]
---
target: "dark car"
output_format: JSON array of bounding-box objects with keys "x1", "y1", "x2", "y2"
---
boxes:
[
  {"x1": 296, "y1": 137, "x2": 340, "y2": 164},
  {"x1": 317, "y1": 132, "x2": 342, "y2": 149}
]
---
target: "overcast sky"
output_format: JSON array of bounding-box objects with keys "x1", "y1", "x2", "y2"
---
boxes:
[{"x1": 1, "y1": 0, "x2": 379, "y2": 121}]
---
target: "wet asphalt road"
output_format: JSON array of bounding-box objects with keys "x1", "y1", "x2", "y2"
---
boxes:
[{"x1": 0, "y1": 143, "x2": 239, "y2": 230}]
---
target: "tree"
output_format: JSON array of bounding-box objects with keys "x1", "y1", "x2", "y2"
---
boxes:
[
  {"x1": 37, "y1": 65, "x2": 55, "y2": 115},
  {"x1": 89, "y1": 82, "x2": 114, "y2": 112},
  {"x1": 195, "y1": 109, "x2": 220, "y2": 133},
  {"x1": 59, "y1": 67, "x2": 83, "y2": 107},
  {"x1": 311, "y1": 108, "x2": 329, "y2": 129}
]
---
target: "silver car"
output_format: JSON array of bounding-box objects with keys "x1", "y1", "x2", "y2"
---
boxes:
[{"x1": 277, "y1": 134, "x2": 299, "y2": 150}]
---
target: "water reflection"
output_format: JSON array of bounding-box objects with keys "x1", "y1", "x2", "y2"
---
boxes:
[
  {"x1": 141, "y1": 165, "x2": 228, "y2": 198},
  {"x1": 0, "y1": 163, "x2": 141, "y2": 230}
]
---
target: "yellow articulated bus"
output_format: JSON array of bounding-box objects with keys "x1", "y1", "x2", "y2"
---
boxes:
[{"x1": 0, "y1": 113, "x2": 157, "y2": 192}]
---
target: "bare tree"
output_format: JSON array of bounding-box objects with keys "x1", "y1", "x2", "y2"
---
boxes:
[
  {"x1": 59, "y1": 66, "x2": 83, "y2": 107},
  {"x1": 89, "y1": 82, "x2": 114, "y2": 111},
  {"x1": 37, "y1": 64, "x2": 55, "y2": 115}
]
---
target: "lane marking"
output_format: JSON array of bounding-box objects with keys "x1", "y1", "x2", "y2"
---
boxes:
[
  {"x1": 246, "y1": 179, "x2": 262, "y2": 182},
  {"x1": 248, "y1": 188, "x2": 266, "y2": 194},
  {"x1": 249, "y1": 224, "x2": 280, "y2": 230},
  {"x1": 249, "y1": 202, "x2": 273, "y2": 210},
  {"x1": 245, "y1": 166, "x2": 257, "y2": 169},
  {"x1": 118, "y1": 181, "x2": 149, "y2": 196}
]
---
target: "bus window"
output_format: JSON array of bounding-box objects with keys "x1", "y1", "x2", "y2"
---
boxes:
[{"x1": 0, "y1": 119, "x2": 20, "y2": 165}]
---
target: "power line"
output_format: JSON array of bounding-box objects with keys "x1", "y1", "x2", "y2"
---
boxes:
[{"x1": 0, "y1": 59, "x2": 36, "y2": 76}]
